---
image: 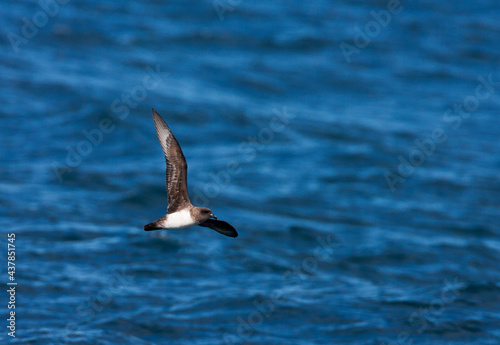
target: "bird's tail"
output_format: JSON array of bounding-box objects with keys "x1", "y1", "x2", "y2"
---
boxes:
[{"x1": 143, "y1": 221, "x2": 163, "y2": 231}]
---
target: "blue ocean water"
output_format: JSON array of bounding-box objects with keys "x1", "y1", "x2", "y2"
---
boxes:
[{"x1": 1, "y1": 0, "x2": 500, "y2": 344}]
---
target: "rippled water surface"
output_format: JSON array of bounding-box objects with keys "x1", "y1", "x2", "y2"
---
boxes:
[{"x1": 1, "y1": 0, "x2": 500, "y2": 344}]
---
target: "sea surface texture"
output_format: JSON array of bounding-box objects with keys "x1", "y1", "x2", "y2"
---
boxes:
[{"x1": 1, "y1": 0, "x2": 499, "y2": 344}]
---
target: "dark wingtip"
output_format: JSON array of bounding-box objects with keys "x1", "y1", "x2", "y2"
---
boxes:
[
  {"x1": 214, "y1": 229, "x2": 238, "y2": 238},
  {"x1": 199, "y1": 220, "x2": 239, "y2": 238}
]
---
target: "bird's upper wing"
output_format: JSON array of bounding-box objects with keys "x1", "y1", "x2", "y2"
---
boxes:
[
  {"x1": 198, "y1": 219, "x2": 238, "y2": 238},
  {"x1": 152, "y1": 109, "x2": 191, "y2": 214}
]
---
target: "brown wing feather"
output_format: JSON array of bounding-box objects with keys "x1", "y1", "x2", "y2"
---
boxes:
[
  {"x1": 199, "y1": 219, "x2": 238, "y2": 238},
  {"x1": 152, "y1": 109, "x2": 191, "y2": 213}
]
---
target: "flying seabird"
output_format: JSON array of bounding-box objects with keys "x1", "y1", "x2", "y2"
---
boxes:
[{"x1": 143, "y1": 109, "x2": 238, "y2": 238}]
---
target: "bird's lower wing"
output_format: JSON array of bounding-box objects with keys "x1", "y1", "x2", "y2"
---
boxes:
[{"x1": 198, "y1": 219, "x2": 238, "y2": 238}]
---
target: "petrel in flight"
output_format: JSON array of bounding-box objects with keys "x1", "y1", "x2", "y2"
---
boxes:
[{"x1": 143, "y1": 109, "x2": 238, "y2": 238}]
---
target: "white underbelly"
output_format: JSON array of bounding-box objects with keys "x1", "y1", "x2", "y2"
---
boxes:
[{"x1": 163, "y1": 209, "x2": 196, "y2": 229}]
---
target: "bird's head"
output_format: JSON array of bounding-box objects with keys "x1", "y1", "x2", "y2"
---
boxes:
[{"x1": 193, "y1": 207, "x2": 217, "y2": 222}]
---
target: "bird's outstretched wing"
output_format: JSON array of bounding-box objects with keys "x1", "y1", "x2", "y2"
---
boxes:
[
  {"x1": 198, "y1": 219, "x2": 238, "y2": 238},
  {"x1": 152, "y1": 109, "x2": 191, "y2": 214}
]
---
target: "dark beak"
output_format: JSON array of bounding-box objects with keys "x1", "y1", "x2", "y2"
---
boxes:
[{"x1": 210, "y1": 213, "x2": 217, "y2": 220}]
